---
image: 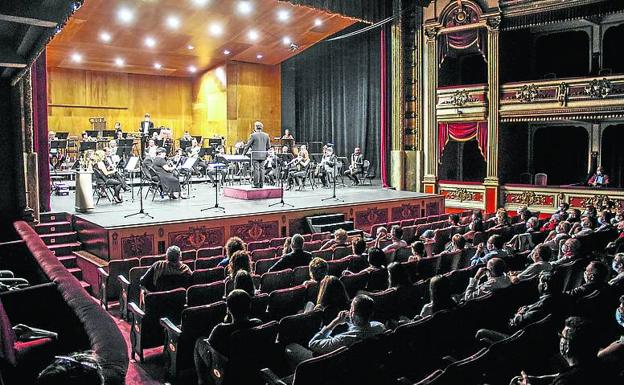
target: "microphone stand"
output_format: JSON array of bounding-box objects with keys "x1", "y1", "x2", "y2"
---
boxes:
[
  {"x1": 269, "y1": 159, "x2": 293, "y2": 207},
  {"x1": 322, "y1": 157, "x2": 343, "y2": 202},
  {"x1": 125, "y1": 140, "x2": 153, "y2": 219}
]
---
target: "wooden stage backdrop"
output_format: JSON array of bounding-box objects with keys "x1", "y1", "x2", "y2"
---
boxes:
[{"x1": 73, "y1": 195, "x2": 445, "y2": 261}]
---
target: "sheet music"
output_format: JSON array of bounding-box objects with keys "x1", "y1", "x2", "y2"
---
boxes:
[
  {"x1": 222, "y1": 155, "x2": 250, "y2": 162},
  {"x1": 125, "y1": 156, "x2": 139, "y2": 171}
]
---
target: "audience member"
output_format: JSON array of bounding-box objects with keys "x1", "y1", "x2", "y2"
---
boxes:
[
  {"x1": 346, "y1": 237, "x2": 369, "y2": 273},
  {"x1": 464, "y1": 258, "x2": 511, "y2": 301},
  {"x1": 217, "y1": 236, "x2": 246, "y2": 267},
  {"x1": 609, "y1": 253, "x2": 624, "y2": 286},
  {"x1": 544, "y1": 221, "x2": 572, "y2": 253},
  {"x1": 419, "y1": 274, "x2": 456, "y2": 317},
  {"x1": 567, "y1": 208, "x2": 582, "y2": 223},
  {"x1": 555, "y1": 202, "x2": 570, "y2": 221},
  {"x1": 363, "y1": 247, "x2": 389, "y2": 291},
  {"x1": 381, "y1": 225, "x2": 408, "y2": 259},
  {"x1": 225, "y1": 251, "x2": 251, "y2": 294},
  {"x1": 37, "y1": 351, "x2": 103, "y2": 385},
  {"x1": 470, "y1": 234, "x2": 508, "y2": 266},
  {"x1": 408, "y1": 241, "x2": 427, "y2": 262},
  {"x1": 552, "y1": 238, "x2": 582, "y2": 266},
  {"x1": 194, "y1": 290, "x2": 262, "y2": 385},
  {"x1": 447, "y1": 214, "x2": 461, "y2": 227},
  {"x1": 564, "y1": 261, "x2": 612, "y2": 300},
  {"x1": 442, "y1": 233, "x2": 467, "y2": 254},
  {"x1": 597, "y1": 296, "x2": 624, "y2": 372},
  {"x1": 303, "y1": 257, "x2": 328, "y2": 303},
  {"x1": 572, "y1": 215, "x2": 595, "y2": 237},
  {"x1": 282, "y1": 237, "x2": 292, "y2": 256},
  {"x1": 268, "y1": 234, "x2": 312, "y2": 272},
  {"x1": 306, "y1": 275, "x2": 350, "y2": 325},
  {"x1": 320, "y1": 228, "x2": 349, "y2": 251},
  {"x1": 139, "y1": 246, "x2": 191, "y2": 291},
  {"x1": 232, "y1": 270, "x2": 255, "y2": 297},
  {"x1": 510, "y1": 244, "x2": 553, "y2": 282}
]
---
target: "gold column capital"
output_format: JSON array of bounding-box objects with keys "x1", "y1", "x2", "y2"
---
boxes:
[
  {"x1": 424, "y1": 26, "x2": 439, "y2": 42},
  {"x1": 486, "y1": 15, "x2": 501, "y2": 32}
]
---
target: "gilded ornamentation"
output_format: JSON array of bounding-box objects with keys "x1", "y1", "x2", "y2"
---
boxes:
[
  {"x1": 557, "y1": 192, "x2": 566, "y2": 206},
  {"x1": 508, "y1": 191, "x2": 549, "y2": 206},
  {"x1": 584, "y1": 78, "x2": 612, "y2": 99},
  {"x1": 445, "y1": 188, "x2": 477, "y2": 202},
  {"x1": 424, "y1": 27, "x2": 439, "y2": 42},
  {"x1": 556, "y1": 82, "x2": 570, "y2": 106},
  {"x1": 578, "y1": 194, "x2": 621, "y2": 210},
  {"x1": 486, "y1": 16, "x2": 501, "y2": 31},
  {"x1": 450, "y1": 89, "x2": 472, "y2": 107},
  {"x1": 515, "y1": 84, "x2": 540, "y2": 103}
]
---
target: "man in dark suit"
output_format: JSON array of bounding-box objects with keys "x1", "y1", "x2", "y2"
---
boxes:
[
  {"x1": 345, "y1": 147, "x2": 364, "y2": 185},
  {"x1": 139, "y1": 113, "x2": 154, "y2": 135},
  {"x1": 243, "y1": 121, "x2": 271, "y2": 188},
  {"x1": 268, "y1": 234, "x2": 312, "y2": 272}
]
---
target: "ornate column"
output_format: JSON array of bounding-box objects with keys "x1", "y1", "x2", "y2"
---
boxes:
[
  {"x1": 422, "y1": 26, "x2": 439, "y2": 194},
  {"x1": 390, "y1": 0, "x2": 405, "y2": 190},
  {"x1": 484, "y1": 15, "x2": 501, "y2": 213}
]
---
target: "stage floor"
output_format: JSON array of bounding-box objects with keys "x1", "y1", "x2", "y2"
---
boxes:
[{"x1": 50, "y1": 181, "x2": 435, "y2": 229}]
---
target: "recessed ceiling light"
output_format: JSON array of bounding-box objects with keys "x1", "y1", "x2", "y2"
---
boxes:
[
  {"x1": 223, "y1": 50, "x2": 231, "y2": 55},
  {"x1": 188, "y1": 65, "x2": 197, "y2": 73},
  {"x1": 277, "y1": 10, "x2": 290, "y2": 21},
  {"x1": 154, "y1": 63, "x2": 162, "y2": 70},
  {"x1": 114, "y1": 57, "x2": 125, "y2": 67},
  {"x1": 166, "y1": 16, "x2": 181, "y2": 30},
  {"x1": 99, "y1": 32, "x2": 111, "y2": 42},
  {"x1": 187, "y1": 44, "x2": 195, "y2": 50},
  {"x1": 248, "y1": 29, "x2": 259, "y2": 41},
  {"x1": 71, "y1": 53, "x2": 82, "y2": 63},
  {"x1": 209, "y1": 23, "x2": 223, "y2": 36},
  {"x1": 192, "y1": 0, "x2": 209, "y2": 6},
  {"x1": 145, "y1": 37, "x2": 156, "y2": 48},
  {"x1": 238, "y1": 1, "x2": 253, "y2": 15},
  {"x1": 314, "y1": 18, "x2": 323, "y2": 27},
  {"x1": 118, "y1": 7, "x2": 134, "y2": 24},
  {"x1": 282, "y1": 36, "x2": 292, "y2": 45},
  {"x1": 256, "y1": 54, "x2": 263, "y2": 59}
]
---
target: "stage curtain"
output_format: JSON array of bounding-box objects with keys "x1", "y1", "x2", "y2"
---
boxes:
[
  {"x1": 32, "y1": 51, "x2": 51, "y2": 212},
  {"x1": 438, "y1": 122, "x2": 487, "y2": 161},
  {"x1": 281, "y1": 24, "x2": 382, "y2": 174},
  {"x1": 279, "y1": 0, "x2": 392, "y2": 23}
]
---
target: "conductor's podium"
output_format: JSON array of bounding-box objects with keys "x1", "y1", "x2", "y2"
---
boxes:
[{"x1": 223, "y1": 185, "x2": 282, "y2": 200}]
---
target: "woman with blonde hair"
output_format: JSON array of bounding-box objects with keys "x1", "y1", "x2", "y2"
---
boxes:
[{"x1": 93, "y1": 150, "x2": 125, "y2": 203}]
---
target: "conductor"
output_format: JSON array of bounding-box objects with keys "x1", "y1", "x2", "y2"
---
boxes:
[{"x1": 244, "y1": 121, "x2": 271, "y2": 188}]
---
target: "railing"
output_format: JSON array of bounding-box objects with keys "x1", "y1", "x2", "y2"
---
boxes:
[
  {"x1": 436, "y1": 84, "x2": 488, "y2": 122},
  {"x1": 438, "y1": 180, "x2": 485, "y2": 210}
]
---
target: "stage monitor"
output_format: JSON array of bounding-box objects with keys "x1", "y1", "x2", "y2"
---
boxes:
[
  {"x1": 85, "y1": 130, "x2": 99, "y2": 138},
  {"x1": 79, "y1": 141, "x2": 97, "y2": 152},
  {"x1": 56, "y1": 132, "x2": 69, "y2": 140}
]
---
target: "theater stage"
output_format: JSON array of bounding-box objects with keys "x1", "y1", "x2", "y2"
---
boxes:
[{"x1": 50, "y1": 183, "x2": 444, "y2": 261}]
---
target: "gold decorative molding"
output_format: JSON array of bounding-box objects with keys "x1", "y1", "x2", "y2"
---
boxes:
[
  {"x1": 486, "y1": 15, "x2": 501, "y2": 31},
  {"x1": 584, "y1": 78, "x2": 612, "y2": 99},
  {"x1": 445, "y1": 188, "x2": 480, "y2": 202},
  {"x1": 556, "y1": 82, "x2": 570, "y2": 106},
  {"x1": 424, "y1": 27, "x2": 439, "y2": 42},
  {"x1": 515, "y1": 84, "x2": 540, "y2": 103},
  {"x1": 508, "y1": 191, "x2": 550, "y2": 206}
]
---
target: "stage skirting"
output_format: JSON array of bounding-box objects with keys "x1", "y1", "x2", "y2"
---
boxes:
[{"x1": 73, "y1": 194, "x2": 445, "y2": 261}]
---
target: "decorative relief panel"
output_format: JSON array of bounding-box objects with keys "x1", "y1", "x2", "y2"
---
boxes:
[
  {"x1": 441, "y1": 188, "x2": 483, "y2": 202},
  {"x1": 391, "y1": 204, "x2": 421, "y2": 221},
  {"x1": 168, "y1": 226, "x2": 225, "y2": 250},
  {"x1": 230, "y1": 220, "x2": 279, "y2": 242},
  {"x1": 505, "y1": 191, "x2": 555, "y2": 206},
  {"x1": 122, "y1": 233, "x2": 154, "y2": 258},
  {"x1": 355, "y1": 208, "x2": 389, "y2": 229}
]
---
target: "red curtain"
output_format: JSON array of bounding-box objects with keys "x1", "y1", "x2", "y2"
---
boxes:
[
  {"x1": 32, "y1": 51, "x2": 51, "y2": 212},
  {"x1": 438, "y1": 121, "x2": 488, "y2": 161}
]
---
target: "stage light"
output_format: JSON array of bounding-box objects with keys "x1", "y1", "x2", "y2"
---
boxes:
[
  {"x1": 118, "y1": 7, "x2": 134, "y2": 24},
  {"x1": 166, "y1": 16, "x2": 181, "y2": 30},
  {"x1": 99, "y1": 31, "x2": 112, "y2": 42},
  {"x1": 256, "y1": 54, "x2": 263, "y2": 59},
  {"x1": 154, "y1": 62, "x2": 162, "y2": 70},
  {"x1": 114, "y1": 57, "x2": 125, "y2": 67},
  {"x1": 238, "y1": 1, "x2": 252, "y2": 15},
  {"x1": 248, "y1": 29, "x2": 259, "y2": 41},
  {"x1": 71, "y1": 53, "x2": 82, "y2": 63},
  {"x1": 223, "y1": 49, "x2": 231, "y2": 55},
  {"x1": 187, "y1": 44, "x2": 195, "y2": 50},
  {"x1": 145, "y1": 37, "x2": 156, "y2": 48},
  {"x1": 282, "y1": 36, "x2": 292, "y2": 45},
  {"x1": 314, "y1": 18, "x2": 323, "y2": 26},
  {"x1": 277, "y1": 10, "x2": 290, "y2": 21},
  {"x1": 188, "y1": 65, "x2": 197, "y2": 73},
  {"x1": 192, "y1": 0, "x2": 209, "y2": 7},
  {"x1": 209, "y1": 23, "x2": 223, "y2": 36}
]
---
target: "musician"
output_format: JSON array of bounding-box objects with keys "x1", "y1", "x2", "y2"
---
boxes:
[
  {"x1": 106, "y1": 140, "x2": 121, "y2": 168},
  {"x1": 144, "y1": 139, "x2": 158, "y2": 159},
  {"x1": 317, "y1": 146, "x2": 337, "y2": 188},
  {"x1": 152, "y1": 147, "x2": 186, "y2": 199},
  {"x1": 264, "y1": 148, "x2": 278, "y2": 185},
  {"x1": 82, "y1": 132, "x2": 97, "y2": 142},
  {"x1": 281, "y1": 129, "x2": 294, "y2": 140},
  {"x1": 93, "y1": 150, "x2": 127, "y2": 203},
  {"x1": 187, "y1": 138, "x2": 208, "y2": 177},
  {"x1": 344, "y1": 147, "x2": 364, "y2": 186},
  {"x1": 181, "y1": 131, "x2": 192, "y2": 142},
  {"x1": 140, "y1": 113, "x2": 154, "y2": 135},
  {"x1": 287, "y1": 145, "x2": 310, "y2": 190},
  {"x1": 207, "y1": 146, "x2": 229, "y2": 186},
  {"x1": 160, "y1": 128, "x2": 173, "y2": 154},
  {"x1": 114, "y1": 121, "x2": 122, "y2": 132},
  {"x1": 588, "y1": 166, "x2": 610, "y2": 187},
  {"x1": 243, "y1": 121, "x2": 271, "y2": 188}
]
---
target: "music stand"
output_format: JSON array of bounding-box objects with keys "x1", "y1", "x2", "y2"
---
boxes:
[
  {"x1": 192, "y1": 135, "x2": 203, "y2": 145},
  {"x1": 86, "y1": 130, "x2": 99, "y2": 138},
  {"x1": 79, "y1": 141, "x2": 97, "y2": 152},
  {"x1": 269, "y1": 156, "x2": 293, "y2": 208},
  {"x1": 102, "y1": 130, "x2": 116, "y2": 137},
  {"x1": 125, "y1": 141, "x2": 153, "y2": 219},
  {"x1": 148, "y1": 128, "x2": 160, "y2": 138},
  {"x1": 56, "y1": 132, "x2": 69, "y2": 140},
  {"x1": 208, "y1": 138, "x2": 223, "y2": 148},
  {"x1": 322, "y1": 157, "x2": 344, "y2": 203},
  {"x1": 281, "y1": 138, "x2": 294, "y2": 150},
  {"x1": 124, "y1": 156, "x2": 139, "y2": 201},
  {"x1": 201, "y1": 163, "x2": 226, "y2": 213},
  {"x1": 180, "y1": 157, "x2": 198, "y2": 198},
  {"x1": 179, "y1": 139, "x2": 192, "y2": 151}
]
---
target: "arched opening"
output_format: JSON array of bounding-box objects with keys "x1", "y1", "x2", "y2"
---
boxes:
[
  {"x1": 603, "y1": 24, "x2": 624, "y2": 75},
  {"x1": 439, "y1": 52, "x2": 487, "y2": 87},
  {"x1": 601, "y1": 125, "x2": 624, "y2": 188},
  {"x1": 535, "y1": 31, "x2": 590, "y2": 79},
  {"x1": 532, "y1": 126, "x2": 588, "y2": 185},
  {"x1": 439, "y1": 139, "x2": 486, "y2": 182}
]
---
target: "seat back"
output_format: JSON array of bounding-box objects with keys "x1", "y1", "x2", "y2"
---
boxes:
[
  {"x1": 254, "y1": 257, "x2": 280, "y2": 275},
  {"x1": 186, "y1": 281, "x2": 226, "y2": 307},
  {"x1": 417, "y1": 256, "x2": 440, "y2": 280},
  {"x1": 433, "y1": 227, "x2": 453, "y2": 254},
  {"x1": 332, "y1": 246, "x2": 350, "y2": 260},
  {"x1": 437, "y1": 250, "x2": 462, "y2": 275},
  {"x1": 267, "y1": 285, "x2": 307, "y2": 320},
  {"x1": 197, "y1": 246, "x2": 224, "y2": 258},
  {"x1": 181, "y1": 249, "x2": 197, "y2": 261},
  {"x1": 248, "y1": 240, "x2": 270, "y2": 252},
  {"x1": 250, "y1": 293, "x2": 269, "y2": 320},
  {"x1": 392, "y1": 247, "x2": 412, "y2": 263},
  {"x1": 327, "y1": 257, "x2": 350, "y2": 277},
  {"x1": 155, "y1": 274, "x2": 192, "y2": 291},
  {"x1": 311, "y1": 249, "x2": 333, "y2": 260},
  {"x1": 291, "y1": 347, "x2": 349, "y2": 385},
  {"x1": 311, "y1": 232, "x2": 331, "y2": 241},
  {"x1": 368, "y1": 288, "x2": 398, "y2": 322},
  {"x1": 340, "y1": 270, "x2": 369, "y2": 298},
  {"x1": 251, "y1": 248, "x2": 276, "y2": 262},
  {"x1": 366, "y1": 268, "x2": 389, "y2": 292},
  {"x1": 278, "y1": 309, "x2": 323, "y2": 346},
  {"x1": 127, "y1": 266, "x2": 150, "y2": 308},
  {"x1": 260, "y1": 269, "x2": 294, "y2": 293},
  {"x1": 191, "y1": 267, "x2": 225, "y2": 285},
  {"x1": 106, "y1": 258, "x2": 140, "y2": 299},
  {"x1": 270, "y1": 237, "x2": 288, "y2": 248},
  {"x1": 195, "y1": 256, "x2": 223, "y2": 270},
  {"x1": 303, "y1": 240, "x2": 323, "y2": 252},
  {"x1": 140, "y1": 254, "x2": 163, "y2": 266},
  {"x1": 292, "y1": 265, "x2": 310, "y2": 285},
  {"x1": 226, "y1": 322, "x2": 279, "y2": 385},
  {"x1": 139, "y1": 288, "x2": 187, "y2": 349}
]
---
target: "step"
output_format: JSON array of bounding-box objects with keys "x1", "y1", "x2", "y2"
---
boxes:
[
  {"x1": 40, "y1": 232, "x2": 78, "y2": 246},
  {"x1": 49, "y1": 242, "x2": 81, "y2": 257},
  {"x1": 67, "y1": 267, "x2": 83, "y2": 281},
  {"x1": 79, "y1": 280, "x2": 92, "y2": 294},
  {"x1": 57, "y1": 255, "x2": 77, "y2": 269},
  {"x1": 35, "y1": 221, "x2": 72, "y2": 235},
  {"x1": 40, "y1": 212, "x2": 69, "y2": 224}
]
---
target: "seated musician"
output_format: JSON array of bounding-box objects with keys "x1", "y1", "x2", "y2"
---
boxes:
[
  {"x1": 144, "y1": 139, "x2": 158, "y2": 159},
  {"x1": 282, "y1": 129, "x2": 294, "y2": 140},
  {"x1": 264, "y1": 148, "x2": 278, "y2": 185},
  {"x1": 588, "y1": 166, "x2": 609, "y2": 187},
  {"x1": 181, "y1": 131, "x2": 192, "y2": 142},
  {"x1": 152, "y1": 147, "x2": 186, "y2": 199},
  {"x1": 344, "y1": 147, "x2": 364, "y2": 186},
  {"x1": 93, "y1": 150, "x2": 127, "y2": 203},
  {"x1": 207, "y1": 146, "x2": 229, "y2": 186},
  {"x1": 114, "y1": 121, "x2": 122, "y2": 135},
  {"x1": 287, "y1": 145, "x2": 310, "y2": 190},
  {"x1": 317, "y1": 146, "x2": 337, "y2": 188},
  {"x1": 82, "y1": 132, "x2": 97, "y2": 142},
  {"x1": 160, "y1": 128, "x2": 173, "y2": 152},
  {"x1": 106, "y1": 140, "x2": 120, "y2": 168},
  {"x1": 187, "y1": 138, "x2": 208, "y2": 176}
]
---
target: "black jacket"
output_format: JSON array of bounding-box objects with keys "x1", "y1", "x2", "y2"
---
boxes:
[{"x1": 268, "y1": 249, "x2": 312, "y2": 272}]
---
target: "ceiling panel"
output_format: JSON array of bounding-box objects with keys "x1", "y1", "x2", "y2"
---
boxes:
[{"x1": 47, "y1": 0, "x2": 356, "y2": 77}]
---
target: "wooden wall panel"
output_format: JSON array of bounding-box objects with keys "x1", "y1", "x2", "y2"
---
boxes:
[
  {"x1": 47, "y1": 68, "x2": 193, "y2": 138},
  {"x1": 192, "y1": 66, "x2": 228, "y2": 142}
]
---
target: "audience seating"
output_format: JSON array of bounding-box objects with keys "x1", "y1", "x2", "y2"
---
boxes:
[
  {"x1": 311, "y1": 249, "x2": 333, "y2": 260},
  {"x1": 270, "y1": 237, "x2": 288, "y2": 248},
  {"x1": 248, "y1": 240, "x2": 271, "y2": 252},
  {"x1": 195, "y1": 256, "x2": 223, "y2": 270},
  {"x1": 255, "y1": 257, "x2": 281, "y2": 275},
  {"x1": 303, "y1": 240, "x2": 323, "y2": 252},
  {"x1": 191, "y1": 266, "x2": 225, "y2": 285},
  {"x1": 327, "y1": 257, "x2": 350, "y2": 276},
  {"x1": 277, "y1": 308, "x2": 323, "y2": 347},
  {"x1": 393, "y1": 247, "x2": 413, "y2": 262},
  {"x1": 97, "y1": 257, "x2": 139, "y2": 310},
  {"x1": 186, "y1": 281, "x2": 225, "y2": 307},
  {"x1": 340, "y1": 270, "x2": 369, "y2": 298},
  {"x1": 333, "y1": 246, "x2": 351, "y2": 260},
  {"x1": 293, "y1": 265, "x2": 310, "y2": 285},
  {"x1": 118, "y1": 266, "x2": 149, "y2": 320},
  {"x1": 261, "y1": 269, "x2": 295, "y2": 293},
  {"x1": 197, "y1": 246, "x2": 223, "y2": 258},
  {"x1": 139, "y1": 254, "x2": 163, "y2": 267},
  {"x1": 267, "y1": 285, "x2": 307, "y2": 320},
  {"x1": 251, "y1": 247, "x2": 277, "y2": 262}
]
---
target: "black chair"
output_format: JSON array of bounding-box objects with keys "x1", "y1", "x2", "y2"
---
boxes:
[
  {"x1": 340, "y1": 270, "x2": 369, "y2": 298},
  {"x1": 186, "y1": 281, "x2": 226, "y2": 307},
  {"x1": 92, "y1": 167, "x2": 116, "y2": 204},
  {"x1": 361, "y1": 160, "x2": 375, "y2": 185},
  {"x1": 267, "y1": 285, "x2": 307, "y2": 320}
]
